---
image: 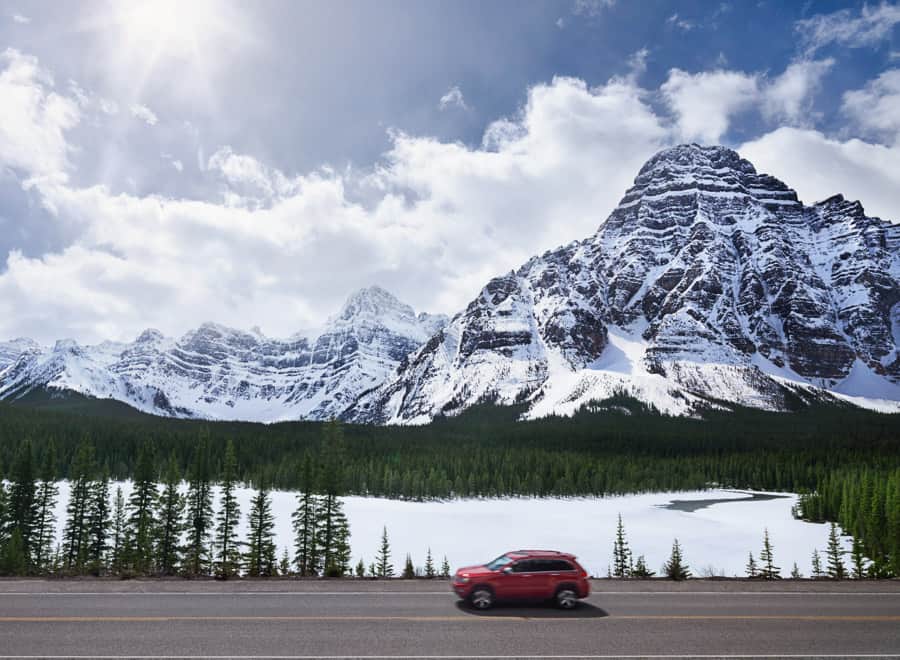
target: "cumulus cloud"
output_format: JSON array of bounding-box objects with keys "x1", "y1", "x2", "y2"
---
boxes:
[
  {"x1": 438, "y1": 86, "x2": 468, "y2": 111},
  {"x1": 661, "y1": 68, "x2": 758, "y2": 142},
  {"x1": 796, "y1": 3, "x2": 900, "y2": 54},
  {"x1": 666, "y1": 13, "x2": 695, "y2": 31},
  {"x1": 0, "y1": 48, "x2": 80, "y2": 179},
  {"x1": 572, "y1": 0, "x2": 616, "y2": 16},
  {"x1": 11, "y1": 13, "x2": 30, "y2": 24},
  {"x1": 762, "y1": 58, "x2": 834, "y2": 122},
  {"x1": 129, "y1": 102, "x2": 158, "y2": 126},
  {"x1": 842, "y1": 68, "x2": 900, "y2": 143}
]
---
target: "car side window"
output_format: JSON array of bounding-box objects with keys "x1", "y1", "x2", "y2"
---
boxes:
[
  {"x1": 511, "y1": 560, "x2": 534, "y2": 573},
  {"x1": 552, "y1": 560, "x2": 576, "y2": 571}
]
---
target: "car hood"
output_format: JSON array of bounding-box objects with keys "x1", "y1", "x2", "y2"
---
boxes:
[{"x1": 455, "y1": 565, "x2": 494, "y2": 577}]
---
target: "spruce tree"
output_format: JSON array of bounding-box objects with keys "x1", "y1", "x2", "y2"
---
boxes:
[
  {"x1": 355, "y1": 558, "x2": 365, "y2": 577},
  {"x1": 759, "y1": 529, "x2": 780, "y2": 579},
  {"x1": 745, "y1": 552, "x2": 758, "y2": 578},
  {"x1": 214, "y1": 440, "x2": 241, "y2": 578},
  {"x1": 279, "y1": 547, "x2": 291, "y2": 576},
  {"x1": 663, "y1": 539, "x2": 690, "y2": 580},
  {"x1": 109, "y1": 486, "x2": 127, "y2": 574},
  {"x1": 402, "y1": 553, "x2": 415, "y2": 579},
  {"x1": 790, "y1": 562, "x2": 802, "y2": 579},
  {"x1": 316, "y1": 421, "x2": 350, "y2": 577},
  {"x1": 4, "y1": 439, "x2": 36, "y2": 573},
  {"x1": 424, "y1": 548, "x2": 436, "y2": 578},
  {"x1": 0, "y1": 456, "x2": 8, "y2": 551},
  {"x1": 32, "y1": 441, "x2": 59, "y2": 573},
  {"x1": 376, "y1": 526, "x2": 393, "y2": 577},
  {"x1": 811, "y1": 549, "x2": 824, "y2": 579},
  {"x1": 244, "y1": 481, "x2": 276, "y2": 577},
  {"x1": 612, "y1": 513, "x2": 631, "y2": 578},
  {"x1": 86, "y1": 467, "x2": 111, "y2": 575},
  {"x1": 156, "y1": 453, "x2": 184, "y2": 576},
  {"x1": 850, "y1": 536, "x2": 867, "y2": 579},
  {"x1": 184, "y1": 433, "x2": 214, "y2": 576},
  {"x1": 441, "y1": 555, "x2": 450, "y2": 578},
  {"x1": 826, "y1": 522, "x2": 846, "y2": 579},
  {"x1": 632, "y1": 555, "x2": 655, "y2": 578},
  {"x1": 292, "y1": 453, "x2": 320, "y2": 576},
  {"x1": 126, "y1": 442, "x2": 157, "y2": 575},
  {"x1": 62, "y1": 440, "x2": 95, "y2": 574}
]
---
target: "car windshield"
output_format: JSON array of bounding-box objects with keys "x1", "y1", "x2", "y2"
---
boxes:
[{"x1": 484, "y1": 554, "x2": 513, "y2": 570}]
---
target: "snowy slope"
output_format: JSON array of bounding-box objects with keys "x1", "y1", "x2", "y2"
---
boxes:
[
  {"x1": 0, "y1": 287, "x2": 447, "y2": 422},
  {"x1": 350, "y1": 144, "x2": 900, "y2": 423}
]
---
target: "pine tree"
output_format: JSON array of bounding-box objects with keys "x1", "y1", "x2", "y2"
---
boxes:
[
  {"x1": 184, "y1": 433, "x2": 214, "y2": 576},
  {"x1": 826, "y1": 522, "x2": 846, "y2": 579},
  {"x1": 441, "y1": 555, "x2": 450, "y2": 578},
  {"x1": 214, "y1": 440, "x2": 241, "y2": 578},
  {"x1": 355, "y1": 558, "x2": 365, "y2": 577},
  {"x1": 62, "y1": 440, "x2": 95, "y2": 574},
  {"x1": 279, "y1": 547, "x2": 291, "y2": 576},
  {"x1": 125, "y1": 442, "x2": 157, "y2": 575},
  {"x1": 292, "y1": 453, "x2": 320, "y2": 576},
  {"x1": 850, "y1": 536, "x2": 867, "y2": 579},
  {"x1": 109, "y1": 486, "x2": 127, "y2": 574},
  {"x1": 811, "y1": 549, "x2": 824, "y2": 579},
  {"x1": 156, "y1": 453, "x2": 184, "y2": 576},
  {"x1": 316, "y1": 421, "x2": 350, "y2": 577},
  {"x1": 424, "y1": 548, "x2": 436, "y2": 578},
  {"x1": 632, "y1": 555, "x2": 655, "y2": 578},
  {"x1": 31, "y1": 441, "x2": 59, "y2": 573},
  {"x1": 244, "y1": 481, "x2": 276, "y2": 577},
  {"x1": 376, "y1": 526, "x2": 393, "y2": 577},
  {"x1": 790, "y1": 562, "x2": 802, "y2": 579},
  {"x1": 86, "y1": 467, "x2": 111, "y2": 575},
  {"x1": 663, "y1": 539, "x2": 690, "y2": 580},
  {"x1": 759, "y1": 529, "x2": 780, "y2": 579},
  {"x1": 612, "y1": 514, "x2": 631, "y2": 578},
  {"x1": 4, "y1": 439, "x2": 37, "y2": 573},
  {"x1": 0, "y1": 456, "x2": 8, "y2": 552},
  {"x1": 745, "y1": 552, "x2": 758, "y2": 578},
  {"x1": 403, "y1": 553, "x2": 415, "y2": 579}
]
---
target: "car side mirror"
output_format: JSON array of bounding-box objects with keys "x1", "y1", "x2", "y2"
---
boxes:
[{"x1": 502, "y1": 566, "x2": 513, "y2": 574}]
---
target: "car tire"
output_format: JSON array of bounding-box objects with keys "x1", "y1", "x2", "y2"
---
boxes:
[
  {"x1": 469, "y1": 586, "x2": 494, "y2": 610},
  {"x1": 555, "y1": 586, "x2": 578, "y2": 610}
]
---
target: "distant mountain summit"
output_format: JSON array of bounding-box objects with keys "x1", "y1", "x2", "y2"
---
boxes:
[
  {"x1": 2, "y1": 145, "x2": 898, "y2": 423},
  {"x1": 0, "y1": 287, "x2": 448, "y2": 421},
  {"x1": 348, "y1": 144, "x2": 900, "y2": 423}
]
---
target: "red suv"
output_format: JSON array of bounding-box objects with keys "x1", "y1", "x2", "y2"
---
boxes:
[{"x1": 452, "y1": 550, "x2": 590, "y2": 609}]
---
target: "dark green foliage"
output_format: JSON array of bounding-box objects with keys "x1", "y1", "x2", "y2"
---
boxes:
[
  {"x1": 826, "y1": 523, "x2": 846, "y2": 579},
  {"x1": 441, "y1": 556, "x2": 450, "y2": 578},
  {"x1": 292, "y1": 453, "x2": 320, "y2": 576},
  {"x1": 612, "y1": 514, "x2": 631, "y2": 578},
  {"x1": 631, "y1": 555, "x2": 654, "y2": 578},
  {"x1": 402, "y1": 553, "x2": 415, "y2": 579},
  {"x1": 156, "y1": 453, "x2": 184, "y2": 576},
  {"x1": 850, "y1": 536, "x2": 867, "y2": 579},
  {"x1": 125, "y1": 442, "x2": 157, "y2": 574},
  {"x1": 811, "y1": 549, "x2": 823, "y2": 578},
  {"x1": 4, "y1": 439, "x2": 36, "y2": 572},
  {"x1": 279, "y1": 547, "x2": 290, "y2": 576},
  {"x1": 184, "y1": 433, "x2": 214, "y2": 576},
  {"x1": 790, "y1": 562, "x2": 802, "y2": 579},
  {"x1": 214, "y1": 440, "x2": 241, "y2": 578},
  {"x1": 86, "y1": 468, "x2": 111, "y2": 575},
  {"x1": 663, "y1": 539, "x2": 690, "y2": 580},
  {"x1": 32, "y1": 441, "x2": 59, "y2": 572},
  {"x1": 424, "y1": 548, "x2": 435, "y2": 578},
  {"x1": 745, "y1": 552, "x2": 757, "y2": 578},
  {"x1": 759, "y1": 529, "x2": 780, "y2": 579},
  {"x1": 355, "y1": 558, "x2": 365, "y2": 577},
  {"x1": 62, "y1": 440, "x2": 95, "y2": 573},
  {"x1": 376, "y1": 526, "x2": 393, "y2": 577},
  {"x1": 244, "y1": 482, "x2": 276, "y2": 577},
  {"x1": 109, "y1": 486, "x2": 127, "y2": 573}
]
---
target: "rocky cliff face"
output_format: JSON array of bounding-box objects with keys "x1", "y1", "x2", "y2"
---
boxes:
[
  {"x1": 0, "y1": 287, "x2": 447, "y2": 421},
  {"x1": 349, "y1": 145, "x2": 900, "y2": 423}
]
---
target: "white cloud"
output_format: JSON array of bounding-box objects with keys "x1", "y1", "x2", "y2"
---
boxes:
[
  {"x1": 11, "y1": 13, "x2": 30, "y2": 24},
  {"x1": 129, "y1": 102, "x2": 158, "y2": 126},
  {"x1": 438, "y1": 85, "x2": 468, "y2": 111},
  {"x1": 762, "y1": 58, "x2": 834, "y2": 122},
  {"x1": 661, "y1": 68, "x2": 758, "y2": 142},
  {"x1": 572, "y1": 0, "x2": 615, "y2": 16},
  {"x1": 0, "y1": 48, "x2": 80, "y2": 180},
  {"x1": 741, "y1": 127, "x2": 900, "y2": 222},
  {"x1": 161, "y1": 154, "x2": 184, "y2": 172},
  {"x1": 667, "y1": 13, "x2": 695, "y2": 31},
  {"x1": 796, "y1": 3, "x2": 900, "y2": 54},
  {"x1": 625, "y1": 48, "x2": 650, "y2": 82},
  {"x1": 842, "y1": 68, "x2": 900, "y2": 143}
]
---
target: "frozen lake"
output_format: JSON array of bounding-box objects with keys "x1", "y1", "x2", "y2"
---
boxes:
[{"x1": 51, "y1": 484, "x2": 849, "y2": 578}]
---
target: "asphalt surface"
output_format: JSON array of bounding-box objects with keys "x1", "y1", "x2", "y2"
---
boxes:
[{"x1": 0, "y1": 579, "x2": 898, "y2": 658}]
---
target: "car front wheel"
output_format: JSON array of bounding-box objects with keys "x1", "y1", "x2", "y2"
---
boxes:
[
  {"x1": 469, "y1": 587, "x2": 494, "y2": 610},
  {"x1": 555, "y1": 587, "x2": 578, "y2": 609}
]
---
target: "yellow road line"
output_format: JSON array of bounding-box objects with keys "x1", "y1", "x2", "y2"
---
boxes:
[{"x1": 0, "y1": 615, "x2": 898, "y2": 623}]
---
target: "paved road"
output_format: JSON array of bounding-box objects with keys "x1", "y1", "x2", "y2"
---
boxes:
[{"x1": 0, "y1": 580, "x2": 898, "y2": 658}]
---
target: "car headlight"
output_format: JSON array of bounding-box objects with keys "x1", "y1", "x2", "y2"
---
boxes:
[{"x1": 455, "y1": 576, "x2": 470, "y2": 583}]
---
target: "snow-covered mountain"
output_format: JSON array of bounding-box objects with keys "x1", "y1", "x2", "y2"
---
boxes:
[
  {"x1": 0, "y1": 286, "x2": 448, "y2": 422},
  {"x1": 348, "y1": 144, "x2": 900, "y2": 423}
]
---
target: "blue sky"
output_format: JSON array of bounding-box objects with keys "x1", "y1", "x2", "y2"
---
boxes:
[{"x1": 0, "y1": 0, "x2": 898, "y2": 343}]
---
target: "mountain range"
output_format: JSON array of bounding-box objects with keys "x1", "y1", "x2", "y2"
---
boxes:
[{"x1": 2, "y1": 144, "x2": 899, "y2": 422}]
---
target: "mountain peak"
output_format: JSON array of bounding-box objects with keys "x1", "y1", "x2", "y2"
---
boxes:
[
  {"x1": 336, "y1": 285, "x2": 415, "y2": 323},
  {"x1": 638, "y1": 144, "x2": 756, "y2": 177}
]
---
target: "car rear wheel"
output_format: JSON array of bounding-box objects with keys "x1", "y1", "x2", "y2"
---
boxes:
[
  {"x1": 469, "y1": 587, "x2": 494, "y2": 610},
  {"x1": 555, "y1": 586, "x2": 578, "y2": 609}
]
